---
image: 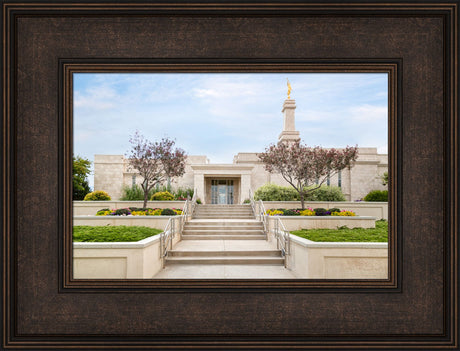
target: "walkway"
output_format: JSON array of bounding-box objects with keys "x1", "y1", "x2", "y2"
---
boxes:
[{"x1": 152, "y1": 205, "x2": 295, "y2": 279}]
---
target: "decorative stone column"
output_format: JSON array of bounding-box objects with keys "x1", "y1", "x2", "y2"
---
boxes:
[
  {"x1": 278, "y1": 99, "x2": 300, "y2": 143},
  {"x1": 193, "y1": 173, "x2": 205, "y2": 203},
  {"x1": 240, "y1": 174, "x2": 252, "y2": 204}
]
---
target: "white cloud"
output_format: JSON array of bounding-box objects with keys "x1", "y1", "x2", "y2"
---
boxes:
[{"x1": 348, "y1": 104, "x2": 388, "y2": 122}]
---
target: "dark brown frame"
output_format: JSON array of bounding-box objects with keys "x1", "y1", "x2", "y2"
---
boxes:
[{"x1": 2, "y1": 1, "x2": 458, "y2": 350}]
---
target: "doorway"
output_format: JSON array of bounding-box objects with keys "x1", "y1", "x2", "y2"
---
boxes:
[{"x1": 211, "y1": 180, "x2": 234, "y2": 204}]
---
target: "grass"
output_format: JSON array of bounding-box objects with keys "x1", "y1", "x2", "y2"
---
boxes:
[
  {"x1": 290, "y1": 219, "x2": 388, "y2": 242},
  {"x1": 73, "y1": 225, "x2": 162, "y2": 242}
]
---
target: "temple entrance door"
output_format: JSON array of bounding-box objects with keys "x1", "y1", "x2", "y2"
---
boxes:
[{"x1": 211, "y1": 180, "x2": 234, "y2": 204}]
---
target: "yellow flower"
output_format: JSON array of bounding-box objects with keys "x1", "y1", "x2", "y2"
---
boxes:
[
  {"x1": 300, "y1": 209, "x2": 315, "y2": 216},
  {"x1": 332, "y1": 210, "x2": 356, "y2": 216},
  {"x1": 131, "y1": 211, "x2": 146, "y2": 216}
]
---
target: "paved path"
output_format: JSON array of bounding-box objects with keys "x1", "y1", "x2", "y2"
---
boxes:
[{"x1": 153, "y1": 204, "x2": 296, "y2": 279}]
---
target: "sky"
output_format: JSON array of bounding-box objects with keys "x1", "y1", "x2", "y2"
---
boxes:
[{"x1": 74, "y1": 73, "x2": 388, "y2": 188}]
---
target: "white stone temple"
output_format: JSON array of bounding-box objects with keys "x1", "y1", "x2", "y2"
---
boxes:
[{"x1": 94, "y1": 96, "x2": 388, "y2": 203}]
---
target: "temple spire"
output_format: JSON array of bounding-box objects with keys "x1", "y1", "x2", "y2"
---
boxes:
[{"x1": 278, "y1": 80, "x2": 300, "y2": 143}]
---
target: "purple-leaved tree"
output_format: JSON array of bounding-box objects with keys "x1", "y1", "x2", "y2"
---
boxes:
[
  {"x1": 258, "y1": 141, "x2": 358, "y2": 209},
  {"x1": 126, "y1": 131, "x2": 187, "y2": 208}
]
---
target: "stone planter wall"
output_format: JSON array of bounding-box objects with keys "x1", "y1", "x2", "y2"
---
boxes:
[
  {"x1": 73, "y1": 231, "x2": 181, "y2": 279},
  {"x1": 284, "y1": 234, "x2": 388, "y2": 279},
  {"x1": 73, "y1": 215, "x2": 175, "y2": 229}
]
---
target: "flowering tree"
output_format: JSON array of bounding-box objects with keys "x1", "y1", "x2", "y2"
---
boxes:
[
  {"x1": 258, "y1": 141, "x2": 358, "y2": 209},
  {"x1": 126, "y1": 131, "x2": 187, "y2": 208}
]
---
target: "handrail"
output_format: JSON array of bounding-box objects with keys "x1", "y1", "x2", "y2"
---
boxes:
[
  {"x1": 160, "y1": 189, "x2": 198, "y2": 268},
  {"x1": 249, "y1": 190, "x2": 268, "y2": 239},
  {"x1": 249, "y1": 189, "x2": 291, "y2": 268},
  {"x1": 270, "y1": 216, "x2": 291, "y2": 268},
  {"x1": 160, "y1": 215, "x2": 185, "y2": 268}
]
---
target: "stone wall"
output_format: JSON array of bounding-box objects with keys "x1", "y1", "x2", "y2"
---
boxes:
[
  {"x1": 93, "y1": 147, "x2": 387, "y2": 202},
  {"x1": 285, "y1": 235, "x2": 388, "y2": 279}
]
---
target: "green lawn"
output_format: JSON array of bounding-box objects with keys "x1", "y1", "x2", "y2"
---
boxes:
[
  {"x1": 290, "y1": 219, "x2": 388, "y2": 242},
  {"x1": 73, "y1": 225, "x2": 162, "y2": 242}
]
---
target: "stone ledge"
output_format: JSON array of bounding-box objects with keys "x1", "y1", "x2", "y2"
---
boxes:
[
  {"x1": 289, "y1": 234, "x2": 388, "y2": 249},
  {"x1": 73, "y1": 234, "x2": 161, "y2": 249}
]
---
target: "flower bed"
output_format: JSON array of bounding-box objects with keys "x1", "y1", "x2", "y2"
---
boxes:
[
  {"x1": 95, "y1": 207, "x2": 183, "y2": 216},
  {"x1": 265, "y1": 207, "x2": 356, "y2": 217}
]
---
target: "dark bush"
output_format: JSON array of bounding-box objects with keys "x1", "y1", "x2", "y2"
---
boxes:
[
  {"x1": 96, "y1": 208, "x2": 110, "y2": 215},
  {"x1": 329, "y1": 207, "x2": 341, "y2": 213},
  {"x1": 161, "y1": 208, "x2": 177, "y2": 216},
  {"x1": 128, "y1": 207, "x2": 148, "y2": 212},
  {"x1": 363, "y1": 190, "x2": 388, "y2": 202},
  {"x1": 113, "y1": 208, "x2": 131, "y2": 216},
  {"x1": 282, "y1": 209, "x2": 301, "y2": 216},
  {"x1": 313, "y1": 208, "x2": 331, "y2": 216}
]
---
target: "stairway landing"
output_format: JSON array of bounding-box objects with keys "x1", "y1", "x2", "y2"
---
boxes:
[{"x1": 152, "y1": 204, "x2": 295, "y2": 279}]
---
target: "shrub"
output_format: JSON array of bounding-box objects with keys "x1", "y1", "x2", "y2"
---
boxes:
[
  {"x1": 305, "y1": 186, "x2": 346, "y2": 202},
  {"x1": 282, "y1": 209, "x2": 301, "y2": 216},
  {"x1": 329, "y1": 207, "x2": 341, "y2": 213},
  {"x1": 120, "y1": 185, "x2": 155, "y2": 201},
  {"x1": 254, "y1": 184, "x2": 299, "y2": 201},
  {"x1": 313, "y1": 208, "x2": 331, "y2": 216},
  {"x1": 161, "y1": 208, "x2": 177, "y2": 216},
  {"x1": 96, "y1": 209, "x2": 111, "y2": 216},
  {"x1": 83, "y1": 190, "x2": 111, "y2": 201},
  {"x1": 196, "y1": 198, "x2": 202, "y2": 204},
  {"x1": 151, "y1": 191, "x2": 174, "y2": 201},
  {"x1": 243, "y1": 199, "x2": 251, "y2": 204},
  {"x1": 128, "y1": 207, "x2": 149, "y2": 212},
  {"x1": 113, "y1": 208, "x2": 131, "y2": 216},
  {"x1": 363, "y1": 190, "x2": 388, "y2": 202},
  {"x1": 173, "y1": 187, "x2": 194, "y2": 200}
]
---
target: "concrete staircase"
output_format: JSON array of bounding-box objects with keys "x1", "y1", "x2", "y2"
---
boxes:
[
  {"x1": 164, "y1": 204, "x2": 284, "y2": 266},
  {"x1": 192, "y1": 204, "x2": 255, "y2": 219}
]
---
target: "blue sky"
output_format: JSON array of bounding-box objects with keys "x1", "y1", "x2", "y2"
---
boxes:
[{"x1": 74, "y1": 73, "x2": 388, "y2": 188}]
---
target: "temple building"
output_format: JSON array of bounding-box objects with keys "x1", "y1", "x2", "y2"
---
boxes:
[{"x1": 94, "y1": 96, "x2": 388, "y2": 203}]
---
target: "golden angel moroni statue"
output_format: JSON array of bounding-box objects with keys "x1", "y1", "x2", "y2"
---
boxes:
[{"x1": 287, "y1": 78, "x2": 292, "y2": 99}]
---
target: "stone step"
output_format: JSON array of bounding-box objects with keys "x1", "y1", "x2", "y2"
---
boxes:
[
  {"x1": 168, "y1": 250, "x2": 281, "y2": 257},
  {"x1": 194, "y1": 211, "x2": 253, "y2": 214},
  {"x1": 184, "y1": 225, "x2": 264, "y2": 231},
  {"x1": 196, "y1": 205, "x2": 251, "y2": 208},
  {"x1": 182, "y1": 230, "x2": 264, "y2": 235},
  {"x1": 193, "y1": 215, "x2": 255, "y2": 219},
  {"x1": 181, "y1": 234, "x2": 266, "y2": 240},
  {"x1": 165, "y1": 256, "x2": 284, "y2": 265},
  {"x1": 187, "y1": 220, "x2": 261, "y2": 224}
]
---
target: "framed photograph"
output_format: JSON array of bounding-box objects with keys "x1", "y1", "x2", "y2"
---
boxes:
[{"x1": 2, "y1": 1, "x2": 457, "y2": 349}]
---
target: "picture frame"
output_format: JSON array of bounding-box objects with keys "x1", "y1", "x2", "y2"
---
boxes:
[{"x1": 2, "y1": 1, "x2": 457, "y2": 349}]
